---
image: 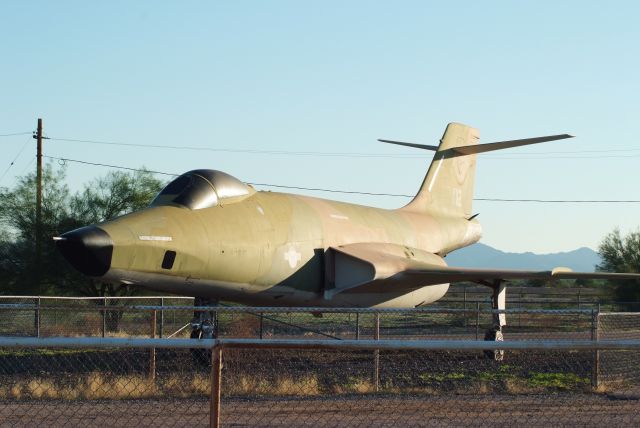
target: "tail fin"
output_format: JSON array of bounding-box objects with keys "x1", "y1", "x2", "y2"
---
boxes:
[
  {"x1": 382, "y1": 123, "x2": 573, "y2": 218},
  {"x1": 401, "y1": 122, "x2": 479, "y2": 218}
]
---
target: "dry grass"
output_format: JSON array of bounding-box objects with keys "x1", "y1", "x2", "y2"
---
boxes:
[
  {"x1": 0, "y1": 372, "x2": 325, "y2": 400},
  {"x1": 225, "y1": 374, "x2": 320, "y2": 396},
  {"x1": 0, "y1": 369, "x2": 599, "y2": 401},
  {"x1": 593, "y1": 379, "x2": 632, "y2": 393},
  {"x1": 504, "y1": 378, "x2": 543, "y2": 394},
  {"x1": 331, "y1": 378, "x2": 376, "y2": 395},
  {"x1": 0, "y1": 373, "x2": 161, "y2": 401}
]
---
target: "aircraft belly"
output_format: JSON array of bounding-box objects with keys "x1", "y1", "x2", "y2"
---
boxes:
[
  {"x1": 333, "y1": 283, "x2": 450, "y2": 308},
  {"x1": 104, "y1": 269, "x2": 448, "y2": 308}
]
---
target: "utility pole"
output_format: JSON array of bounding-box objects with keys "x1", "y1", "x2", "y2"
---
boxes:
[{"x1": 35, "y1": 118, "x2": 43, "y2": 295}]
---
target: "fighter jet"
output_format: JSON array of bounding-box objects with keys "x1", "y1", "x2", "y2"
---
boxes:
[{"x1": 55, "y1": 123, "x2": 640, "y2": 342}]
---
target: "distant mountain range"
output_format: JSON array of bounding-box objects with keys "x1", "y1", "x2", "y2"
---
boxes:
[{"x1": 445, "y1": 243, "x2": 600, "y2": 272}]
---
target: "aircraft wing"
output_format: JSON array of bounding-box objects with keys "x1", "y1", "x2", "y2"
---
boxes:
[
  {"x1": 403, "y1": 266, "x2": 640, "y2": 283},
  {"x1": 324, "y1": 243, "x2": 640, "y2": 299}
]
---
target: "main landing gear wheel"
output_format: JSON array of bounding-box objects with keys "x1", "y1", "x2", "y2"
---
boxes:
[
  {"x1": 483, "y1": 280, "x2": 506, "y2": 361},
  {"x1": 484, "y1": 325, "x2": 504, "y2": 361},
  {"x1": 190, "y1": 298, "x2": 218, "y2": 366}
]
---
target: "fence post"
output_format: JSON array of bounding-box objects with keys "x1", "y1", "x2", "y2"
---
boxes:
[
  {"x1": 475, "y1": 302, "x2": 480, "y2": 340},
  {"x1": 210, "y1": 344, "x2": 223, "y2": 428},
  {"x1": 373, "y1": 313, "x2": 380, "y2": 392},
  {"x1": 214, "y1": 309, "x2": 219, "y2": 338},
  {"x1": 34, "y1": 297, "x2": 41, "y2": 338},
  {"x1": 519, "y1": 293, "x2": 523, "y2": 328},
  {"x1": 577, "y1": 289, "x2": 581, "y2": 310},
  {"x1": 150, "y1": 310, "x2": 157, "y2": 382},
  {"x1": 102, "y1": 297, "x2": 107, "y2": 338},
  {"x1": 463, "y1": 286, "x2": 467, "y2": 327},
  {"x1": 355, "y1": 313, "x2": 360, "y2": 340},
  {"x1": 591, "y1": 308, "x2": 600, "y2": 389},
  {"x1": 259, "y1": 312, "x2": 264, "y2": 339},
  {"x1": 159, "y1": 297, "x2": 164, "y2": 338}
]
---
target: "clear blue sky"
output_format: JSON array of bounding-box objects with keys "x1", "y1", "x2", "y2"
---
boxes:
[{"x1": 1, "y1": 1, "x2": 639, "y2": 253}]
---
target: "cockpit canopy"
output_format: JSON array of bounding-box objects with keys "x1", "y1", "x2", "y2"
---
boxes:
[{"x1": 151, "y1": 169, "x2": 254, "y2": 210}]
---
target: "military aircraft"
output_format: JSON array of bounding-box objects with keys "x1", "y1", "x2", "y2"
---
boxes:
[{"x1": 55, "y1": 122, "x2": 640, "y2": 342}]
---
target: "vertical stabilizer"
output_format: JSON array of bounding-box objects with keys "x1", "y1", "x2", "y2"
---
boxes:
[{"x1": 401, "y1": 123, "x2": 479, "y2": 218}]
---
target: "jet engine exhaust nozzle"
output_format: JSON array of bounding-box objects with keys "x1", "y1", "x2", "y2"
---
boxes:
[{"x1": 55, "y1": 226, "x2": 113, "y2": 277}]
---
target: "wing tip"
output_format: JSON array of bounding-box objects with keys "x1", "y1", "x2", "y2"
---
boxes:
[{"x1": 552, "y1": 267, "x2": 573, "y2": 275}]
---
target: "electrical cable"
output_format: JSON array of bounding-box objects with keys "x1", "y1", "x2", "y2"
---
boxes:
[
  {"x1": 46, "y1": 135, "x2": 640, "y2": 159},
  {"x1": 0, "y1": 132, "x2": 32, "y2": 137},
  {"x1": 0, "y1": 138, "x2": 33, "y2": 184},
  {"x1": 47, "y1": 138, "x2": 422, "y2": 159},
  {"x1": 42, "y1": 155, "x2": 640, "y2": 203},
  {"x1": 44, "y1": 156, "x2": 177, "y2": 177},
  {"x1": 18, "y1": 156, "x2": 36, "y2": 176}
]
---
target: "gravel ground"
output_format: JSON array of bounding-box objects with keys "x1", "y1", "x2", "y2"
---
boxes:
[{"x1": 1, "y1": 392, "x2": 640, "y2": 427}]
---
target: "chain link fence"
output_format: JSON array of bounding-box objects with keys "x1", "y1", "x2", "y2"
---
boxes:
[
  {"x1": 0, "y1": 337, "x2": 639, "y2": 427},
  {"x1": 597, "y1": 312, "x2": 640, "y2": 388},
  {"x1": 0, "y1": 297, "x2": 600, "y2": 341},
  {"x1": 1, "y1": 298, "x2": 639, "y2": 425}
]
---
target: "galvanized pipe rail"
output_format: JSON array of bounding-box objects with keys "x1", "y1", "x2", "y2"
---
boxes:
[
  {"x1": 0, "y1": 303, "x2": 597, "y2": 314},
  {"x1": 1, "y1": 336, "x2": 640, "y2": 351}
]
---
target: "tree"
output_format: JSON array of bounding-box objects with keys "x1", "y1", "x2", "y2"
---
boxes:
[
  {"x1": 0, "y1": 165, "x2": 165, "y2": 297},
  {"x1": 597, "y1": 228, "x2": 640, "y2": 302},
  {"x1": 70, "y1": 169, "x2": 164, "y2": 226},
  {"x1": 0, "y1": 164, "x2": 72, "y2": 295}
]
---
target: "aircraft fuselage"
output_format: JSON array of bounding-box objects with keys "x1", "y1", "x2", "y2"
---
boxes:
[{"x1": 95, "y1": 190, "x2": 480, "y2": 307}]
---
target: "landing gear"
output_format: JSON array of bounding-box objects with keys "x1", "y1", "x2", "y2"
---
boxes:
[
  {"x1": 483, "y1": 280, "x2": 506, "y2": 361},
  {"x1": 190, "y1": 297, "x2": 219, "y2": 366},
  {"x1": 484, "y1": 325, "x2": 504, "y2": 361}
]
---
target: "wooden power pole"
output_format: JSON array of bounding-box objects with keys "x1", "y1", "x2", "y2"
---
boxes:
[{"x1": 35, "y1": 118, "x2": 43, "y2": 295}]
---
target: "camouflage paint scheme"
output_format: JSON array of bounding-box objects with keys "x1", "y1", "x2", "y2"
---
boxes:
[{"x1": 58, "y1": 123, "x2": 640, "y2": 309}]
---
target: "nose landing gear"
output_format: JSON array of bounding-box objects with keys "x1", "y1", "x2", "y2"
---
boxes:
[{"x1": 190, "y1": 297, "x2": 219, "y2": 365}]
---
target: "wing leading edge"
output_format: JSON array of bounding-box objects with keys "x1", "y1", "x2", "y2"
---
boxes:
[{"x1": 404, "y1": 266, "x2": 640, "y2": 284}]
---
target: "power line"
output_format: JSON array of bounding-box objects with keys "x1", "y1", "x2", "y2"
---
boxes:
[
  {"x1": 0, "y1": 132, "x2": 32, "y2": 137},
  {"x1": 474, "y1": 198, "x2": 640, "y2": 203},
  {"x1": 250, "y1": 182, "x2": 412, "y2": 197},
  {"x1": 486, "y1": 147, "x2": 640, "y2": 155},
  {"x1": 43, "y1": 155, "x2": 640, "y2": 204},
  {"x1": 482, "y1": 154, "x2": 640, "y2": 160},
  {"x1": 47, "y1": 137, "x2": 423, "y2": 159},
  {"x1": 18, "y1": 156, "x2": 36, "y2": 176},
  {"x1": 0, "y1": 138, "x2": 33, "y2": 184},
  {"x1": 46, "y1": 135, "x2": 640, "y2": 160},
  {"x1": 44, "y1": 156, "x2": 177, "y2": 177}
]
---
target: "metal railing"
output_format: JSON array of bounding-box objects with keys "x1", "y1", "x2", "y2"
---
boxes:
[{"x1": 0, "y1": 336, "x2": 639, "y2": 427}]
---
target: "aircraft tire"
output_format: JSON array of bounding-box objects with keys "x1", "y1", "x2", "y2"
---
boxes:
[{"x1": 190, "y1": 329, "x2": 212, "y2": 367}]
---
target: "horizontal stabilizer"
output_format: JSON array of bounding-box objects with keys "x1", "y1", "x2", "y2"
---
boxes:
[
  {"x1": 452, "y1": 134, "x2": 573, "y2": 155},
  {"x1": 378, "y1": 134, "x2": 573, "y2": 155},
  {"x1": 377, "y1": 139, "x2": 439, "y2": 151}
]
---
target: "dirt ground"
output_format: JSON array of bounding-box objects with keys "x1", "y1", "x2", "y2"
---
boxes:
[{"x1": 1, "y1": 392, "x2": 640, "y2": 427}]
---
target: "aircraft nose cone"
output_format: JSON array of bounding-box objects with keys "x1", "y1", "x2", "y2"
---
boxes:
[{"x1": 56, "y1": 226, "x2": 113, "y2": 277}]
